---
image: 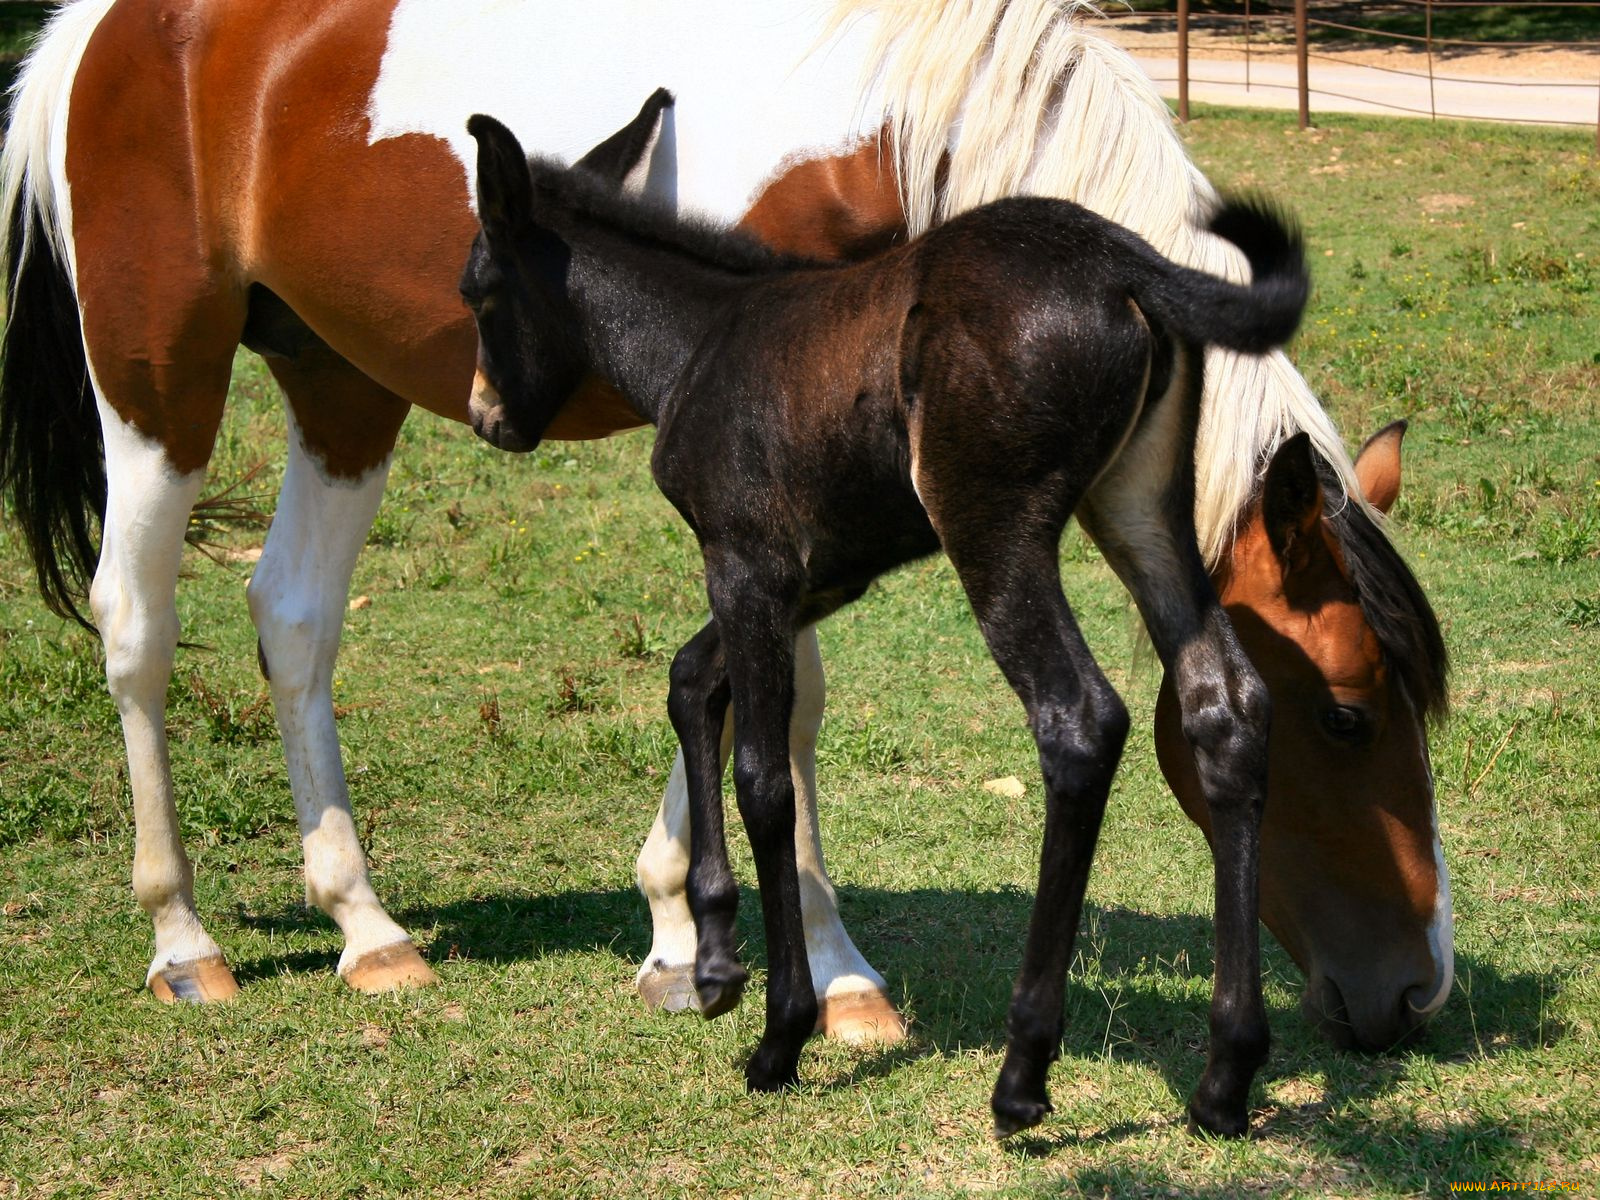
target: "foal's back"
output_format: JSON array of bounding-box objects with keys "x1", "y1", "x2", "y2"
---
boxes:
[{"x1": 650, "y1": 197, "x2": 1164, "y2": 611}]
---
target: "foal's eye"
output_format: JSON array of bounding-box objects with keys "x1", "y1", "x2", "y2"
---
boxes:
[{"x1": 1321, "y1": 705, "x2": 1369, "y2": 743}]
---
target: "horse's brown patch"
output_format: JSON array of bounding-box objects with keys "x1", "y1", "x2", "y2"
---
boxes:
[{"x1": 739, "y1": 132, "x2": 907, "y2": 259}]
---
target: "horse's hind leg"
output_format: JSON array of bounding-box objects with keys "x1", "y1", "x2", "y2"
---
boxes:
[
  {"x1": 248, "y1": 346, "x2": 435, "y2": 991},
  {"x1": 85, "y1": 318, "x2": 242, "y2": 1002},
  {"x1": 637, "y1": 625, "x2": 905, "y2": 1041},
  {"x1": 1077, "y1": 352, "x2": 1271, "y2": 1137}
]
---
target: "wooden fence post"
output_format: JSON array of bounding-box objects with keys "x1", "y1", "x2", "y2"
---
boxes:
[
  {"x1": 1295, "y1": 0, "x2": 1309, "y2": 129},
  {"x1": 1177, "y1": 0, "x2": 1190, "y2": 123}
]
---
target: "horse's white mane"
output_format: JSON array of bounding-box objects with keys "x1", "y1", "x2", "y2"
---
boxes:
[{"x1": 830, "y1": 0, "x2": 1369, "y2": 566}]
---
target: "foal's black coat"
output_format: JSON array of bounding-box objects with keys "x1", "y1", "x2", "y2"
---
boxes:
[{"x1": 463, "y1": 101, "x2": 1311, "y2": 1138}]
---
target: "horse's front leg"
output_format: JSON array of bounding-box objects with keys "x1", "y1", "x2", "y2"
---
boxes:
[
  {"x1": 247, "y1": 371, "x2": 435, "y2": 992},
  {"x1": 637, "y1": 625, "x2": 905, "y2": 1041}
]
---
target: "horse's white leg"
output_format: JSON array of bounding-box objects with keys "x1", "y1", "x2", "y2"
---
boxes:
[
  {"x1": 246, "y1": 403, "x2": 435, "y2": 992},
  {"x1": 635, "y1": 758, "x2": 702, "y2": 1012},
  {"x1": 92, "y1": 405, "x2": 240, "y2": 1002},
  {"x1": 636, "y1": 626, "x2": 905, "y2": 1042}
]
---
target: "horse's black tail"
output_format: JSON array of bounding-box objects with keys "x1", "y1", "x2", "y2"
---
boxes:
[
  {"x1": 0, "y1": 181, "x2": 105, "y2": 631},
  {"x1": 1133, "y1": 196, "x2": 1310, "y2": 356}
]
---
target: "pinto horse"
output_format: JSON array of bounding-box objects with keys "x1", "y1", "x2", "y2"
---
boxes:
[
  {"x1": 462, "y1": 107, "x2": 1313, "y2": 1135},
  {"x1": 0, "y1": 0, "x2": 1448, "y2": 1046}
]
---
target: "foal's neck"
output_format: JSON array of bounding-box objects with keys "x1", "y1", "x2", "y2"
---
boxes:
[
  {"x1": 564, "y1": 227, "x2": 740, "y2": 425},
  {"x1": 533, "y1": 176, "x2": 802, "y2": 424}
]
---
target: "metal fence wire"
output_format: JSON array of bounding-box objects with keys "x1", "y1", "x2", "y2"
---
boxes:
[{"x1": 1107, "y1": 1, "x2": 1600, "y2": 149}]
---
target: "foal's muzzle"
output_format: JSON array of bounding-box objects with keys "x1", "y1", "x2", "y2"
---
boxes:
[{"x1": 469, "y1": 370, "x2": 539, "y2": 453}]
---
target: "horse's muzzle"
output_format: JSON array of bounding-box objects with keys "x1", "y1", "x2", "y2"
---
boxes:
[{"x1": 1301, "y1": 973, "x2": 1433, "y2": 1052}]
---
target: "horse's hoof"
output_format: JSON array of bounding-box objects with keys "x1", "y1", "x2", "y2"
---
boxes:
[
  {"x1": 638, "y1": 962, "x2": 701, "y2": 1013},
  {"x1": 341, "y1": 942, "x2": 439, "y2": 993},
  {"x1": 816, "y1": 989, "x2": 908, "y2": 1046},
  {"x1": 991, "y1": 1095, "x2": 1053, "y2": 1139},
  {"x1": 148, "y1": 955, "x2": 241, "y2": 1004},
  {"x1": 694, "y1": 964, "x2": 748, "y2": 1020}
]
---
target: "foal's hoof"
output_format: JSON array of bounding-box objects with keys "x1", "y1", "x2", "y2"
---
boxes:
[
  {"x1": 991, "y1": 1094, "x2": 1054, "y2": 1140},
  {"x1": 638, "y1": 962, "x2": 701, "y2": 1013},
  {"x1": 341, "y1": 942, "x2": 440, "y2": 994},
  {"x1": 745, "y1": 1043, "x2": 802, "y2": 1094},
  {"x1": 148, "y1": 955, "x2": 241, "y2": 1004},
  {"x1": 816, "y1": 989, "x2": 908, "y2": 1046},
  {"x1": 1185, "y1": 1094, "x2": 1251, "y2": 1139},
  {"x1": 694, "y1": 963, "x2": 749, "y2": 1020}
]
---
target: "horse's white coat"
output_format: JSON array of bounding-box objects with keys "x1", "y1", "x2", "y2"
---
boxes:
[
  {"x1": 246, "y1": 415, "x2": 413, "y2": 973},
  {"x1": 369, "y1": 0, "x2": 883, "y2": 220}
]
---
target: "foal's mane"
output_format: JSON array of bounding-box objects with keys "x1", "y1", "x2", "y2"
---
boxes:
[{"x1": 525, "y1": 156, "x2": 827, "y2": 279}]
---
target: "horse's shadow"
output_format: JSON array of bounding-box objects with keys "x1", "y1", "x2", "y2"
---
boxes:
[{"x1": 232, "y1": 882, "x2": 1562, "y2": 1183}]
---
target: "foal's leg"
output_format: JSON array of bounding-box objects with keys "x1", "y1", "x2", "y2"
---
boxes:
[
  {"x1": 665, "y1": 621, "x2": 745, "y2": 1016},
  {"x1": 937, "y1": 521, "x2": 1131, "y2": 1136},
  {"x1": 637, "y1": 625, "x2": 904, "y2": 1040},
  {"x1": 1078, "y1": 371, "x2": 1271, "y2": 1138},
  {"x1": 677, "y1": 558, "x2": 817, "y2": 1090},
  {"x1": 247, "y1": 351, "x2": 436, "y2": 991}
]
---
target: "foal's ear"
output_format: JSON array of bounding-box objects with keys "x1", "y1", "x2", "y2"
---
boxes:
[
  {"x1": 1261, "y1": 432, "x2": 1327, "y2": 576},
  {"x1": 574, "y1": 87, "x2": 675, "y2": 187},
  {"x1": 1353, "y1": 419, "x2": 1407, "y2": 514},
  {"x1": 469, "y1": 113, "x2": 534, "y2": 238}
]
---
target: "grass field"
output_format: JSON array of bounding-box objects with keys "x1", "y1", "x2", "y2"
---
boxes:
[{"x1": 2, "y1": 108, "x2": 1597, "y2": 1198}]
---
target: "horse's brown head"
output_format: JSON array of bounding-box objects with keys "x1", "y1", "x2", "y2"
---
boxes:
[{"x1": 1156, "y1": 422, "x2": 1451, "y2": 1050}]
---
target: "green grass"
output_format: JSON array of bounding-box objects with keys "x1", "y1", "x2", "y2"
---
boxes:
[{"x1": 2, "y1": 109, "x2": 1598, "y2": 1197}]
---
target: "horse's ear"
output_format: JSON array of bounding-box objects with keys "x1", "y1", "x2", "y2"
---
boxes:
[
  {"x1": 1261, "y1": 432, "x2": 1326, "y2": 577},
  {"x1": 1354, "y1": 419, "x2": 1407, "y2": 514},
  {"x1": 469, "y1": 113, "x2": 534, "y2": 237},
  {"x1": 574, "y1": 87, "x2": 674, "y2": 187}
]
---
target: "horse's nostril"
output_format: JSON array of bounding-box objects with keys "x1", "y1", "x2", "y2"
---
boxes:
[{"x1": 1402, "y1": 982, "x2": 1440, "y2": 1025}]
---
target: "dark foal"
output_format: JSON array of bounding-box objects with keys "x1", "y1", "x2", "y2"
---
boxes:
[{"x1": 463, "y1": 104, "x2": 1310, "y2": 1138}]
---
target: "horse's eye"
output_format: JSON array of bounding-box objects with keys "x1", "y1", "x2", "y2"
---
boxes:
[{"x1": 1321, "y1": 705, "x2": 1369, "y2": 742}]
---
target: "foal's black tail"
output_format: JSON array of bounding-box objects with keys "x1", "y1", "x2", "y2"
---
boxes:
[
  {"x1": 0, "y1": 180, "x2": 105, "y2": 631},
  {"x1": 1132, "y1": 196, "x2": 1310, "y2": 355}
]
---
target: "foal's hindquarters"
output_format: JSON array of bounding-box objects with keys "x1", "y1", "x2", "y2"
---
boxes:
[{"x1": 660, "y1": 255, "x2": 1271, "y2": 1137}]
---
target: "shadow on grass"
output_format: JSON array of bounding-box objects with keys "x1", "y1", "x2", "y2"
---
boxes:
[
  {"x1": 231, "y1": 881, "x2": 1561, "y2": 1068},
  {"x1": 227, "y1": 881, "x2": 1562, "y2": 1183}
]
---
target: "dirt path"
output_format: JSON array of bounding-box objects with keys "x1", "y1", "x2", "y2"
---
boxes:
[
  {"x1": 1091, "y1": 15, "x2": 1600, "y2": 79},
  {"x1": 1088, "y1": 15, "x2": 1600, "y2": 127}
]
